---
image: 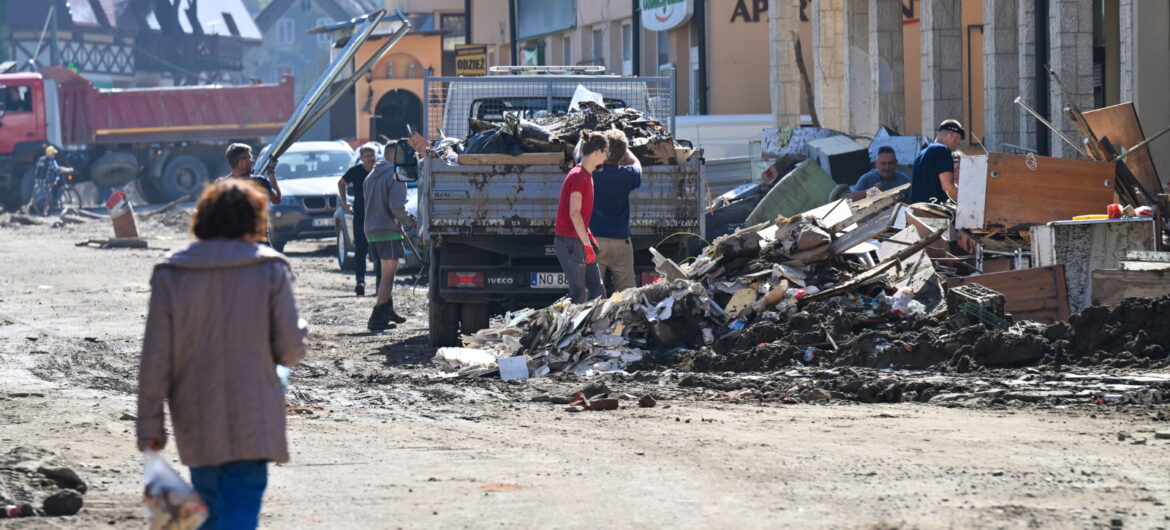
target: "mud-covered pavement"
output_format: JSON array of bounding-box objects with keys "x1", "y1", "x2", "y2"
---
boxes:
[{"x1": 2, "y1": 210, "x2": 1170, "y2": 528}]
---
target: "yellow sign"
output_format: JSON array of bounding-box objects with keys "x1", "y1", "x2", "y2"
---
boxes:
[{"x1": 455, "y1": 45, "x2": 487, "y2": 77}]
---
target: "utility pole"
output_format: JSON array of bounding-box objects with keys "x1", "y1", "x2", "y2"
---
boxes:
[{"x1": 49, "y1": 0, "x2": 60, "y2": 66}]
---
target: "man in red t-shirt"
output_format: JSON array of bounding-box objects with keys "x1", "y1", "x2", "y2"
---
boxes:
[{"x1": 554, "y1": 132, "x2": 609, "y2": 303}]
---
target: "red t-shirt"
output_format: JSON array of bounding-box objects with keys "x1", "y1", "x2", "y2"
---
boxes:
[{"x1": 555, "y1": 165, "x2": 594, "y2": 238}]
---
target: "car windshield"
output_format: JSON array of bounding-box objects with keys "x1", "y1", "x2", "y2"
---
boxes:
[{"x1": 276, "y1": 150, "x2": 351, "y2": 180}]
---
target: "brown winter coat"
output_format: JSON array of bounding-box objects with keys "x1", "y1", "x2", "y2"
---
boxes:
[{"x1": 137, "y1": 240, "x2": 308, "y2": 467}]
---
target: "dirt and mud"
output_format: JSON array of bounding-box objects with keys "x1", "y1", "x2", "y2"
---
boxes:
[{"x1": 2, "y1": 208, "x2": 1170, "y2": 528}]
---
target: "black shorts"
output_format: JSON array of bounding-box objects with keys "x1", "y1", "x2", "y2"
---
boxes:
[{"x1": 369, "y1": 240, "x2": 405, "y2": 261}]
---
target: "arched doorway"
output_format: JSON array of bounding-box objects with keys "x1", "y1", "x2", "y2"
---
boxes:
[{"x1": 373, "y1": 89, "x2": 422, "y2": 143}]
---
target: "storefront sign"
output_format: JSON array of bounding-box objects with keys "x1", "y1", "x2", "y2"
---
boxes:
[
  {"x1": 641, "y1": 0, "x2": 694, "y2": 31},
  {"x1": 455, "y1": 44, "x2": 487, "y2": 76}
]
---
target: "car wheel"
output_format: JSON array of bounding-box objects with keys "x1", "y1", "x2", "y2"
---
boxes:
[
  {"x1": 428, "y1": 299, "x2": 461, "y2": 347},
  {"x1": 269, "y1": 235, "x2": 287, "y2": 253},
  {"x1": 336, "y1": 229, "x2": 354, "y2": 270}
]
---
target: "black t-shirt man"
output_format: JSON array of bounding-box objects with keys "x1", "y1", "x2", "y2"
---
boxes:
[{"x1": 341, "y1": 164, "x2": 369, "y2": 219}]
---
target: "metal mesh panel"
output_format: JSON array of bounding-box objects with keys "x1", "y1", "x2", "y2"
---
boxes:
[{"x1": 422, "y1": 74, "x2": 675, "y2": 141}]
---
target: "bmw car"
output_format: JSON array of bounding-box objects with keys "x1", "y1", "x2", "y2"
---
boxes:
[{"x1": 265, "y1": 141, "x2": 354, "y2": 252}]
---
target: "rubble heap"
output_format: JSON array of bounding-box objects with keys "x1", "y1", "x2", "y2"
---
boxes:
[
  {"x1": 435, "y1": 188, "x2": 955, "y2": 378},
  {"x1": 456, "y1": 102, "x2": 687, "y2": 165}
]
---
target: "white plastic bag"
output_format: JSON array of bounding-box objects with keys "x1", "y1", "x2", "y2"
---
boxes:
[{"x1": 143, "y1": 450, "x2": 207, "y2": 530}]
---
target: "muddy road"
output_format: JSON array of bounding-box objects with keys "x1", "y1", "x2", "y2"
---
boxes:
[{"x1": 1, "y1": 211, "x2": 1169, "y2": 528}]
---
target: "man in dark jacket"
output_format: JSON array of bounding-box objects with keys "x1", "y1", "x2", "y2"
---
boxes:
[
  {"x1": 363, "y1": 140, "x2": 416, "y2": 331},
  {"x1": 338, "y1": 145, "x2": 378, "y2": 296}
]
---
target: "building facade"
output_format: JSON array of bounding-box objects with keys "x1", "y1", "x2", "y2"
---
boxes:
[
  {"x1": 5, "y1": 0, "x2": 262, "y2": 88},
  {"x1": 770, "y1": 0, "x2": 1170, "y2": 185},
  {"x1": 245, "y1": 0, "x2": 380, "y2": 140},
  {"x1": 466, "y1": 0, "x2": 771, "y2": 117}
]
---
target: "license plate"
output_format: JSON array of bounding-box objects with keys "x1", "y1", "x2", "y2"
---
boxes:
[
  {"x1": 311, "y1": 217, "x2": 334, "y2": 227},
  {"x1": 530, "y1": 272, "x2": 569, "y2": 289}
]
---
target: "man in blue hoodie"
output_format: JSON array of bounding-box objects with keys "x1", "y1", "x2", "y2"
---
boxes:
[{"x1": 363, "y1": 140, "x2": 416, "y2": 331}]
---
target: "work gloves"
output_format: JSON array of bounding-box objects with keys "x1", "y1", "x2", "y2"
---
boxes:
[{"x1": 584, "y1": 244, "x2": 597, "y2": 264}]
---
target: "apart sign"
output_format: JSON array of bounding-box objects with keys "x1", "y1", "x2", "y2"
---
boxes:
[
  {"x1": 456, "y1": 44, "x2": 487, "y2": 76},
  {"x1": 641, "y1": 0, "x2": 694, "y2": 31}
]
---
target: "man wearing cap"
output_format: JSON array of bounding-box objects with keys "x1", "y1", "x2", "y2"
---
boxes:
[{"x1": 909, "y1": 120, "x2": 964, "y2": 204}]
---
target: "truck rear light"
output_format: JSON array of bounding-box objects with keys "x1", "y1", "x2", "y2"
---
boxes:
[
  {"x1": 447, "y1": 272, "x2": 484, "y2": 288},
  {"x1": 640, "y1": 272, "x2": 663, "y2": 286}
]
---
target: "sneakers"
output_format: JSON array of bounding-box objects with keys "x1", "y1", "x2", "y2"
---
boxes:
[{"x1": 355, "y1": 282, "x2": 365, "y2": 297}]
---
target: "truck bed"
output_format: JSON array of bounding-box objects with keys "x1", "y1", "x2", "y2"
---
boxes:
[
  {"x1": 420, "y1": 154, "x2": 703, "y2": 240},
  {"x1": 41, "y1": 67, "x2": 294, "y2": 145}
]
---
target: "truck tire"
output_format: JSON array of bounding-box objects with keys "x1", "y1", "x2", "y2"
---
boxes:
[
  {"x1": 135, "y1": 178, "x2": 168, "y2": 204},
  {"x1": 90, "y1": 151, "x2": 139, "y2": 187},
  {"x1": 336, "y1": 228, "x2": 354, "y2": 270},
  {"x1": 460, "y1": 303, "x2": 490, "y2": 336},
  {"x1": 18, "y1": 168, "x2": 35, "y2": 207},
  {"x1": 428, "y1": 300, "x2": 461, "y2": 347},
  {"x1": 159, "y1": 155, "x2": 209, "y2": 202}
]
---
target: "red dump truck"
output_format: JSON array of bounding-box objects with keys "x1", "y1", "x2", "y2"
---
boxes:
[{"x1": 0, "y1": 67, "x2": 294, "y2": 208}]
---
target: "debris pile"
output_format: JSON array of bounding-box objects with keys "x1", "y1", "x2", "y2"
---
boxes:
[
  {"x1": 435, "y1": 188, "x2": 953, "y2": 378},
  {"x1": 452, "y1": 101, "x2": 689, "y2": 165}
]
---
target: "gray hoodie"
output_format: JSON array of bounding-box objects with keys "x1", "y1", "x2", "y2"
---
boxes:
[
  {"x1": 363, "y1": 159, "x2": 413, "y2": 240},
  {"x1": 137, "y1": 239, "x2": 308, "y2": 467}
]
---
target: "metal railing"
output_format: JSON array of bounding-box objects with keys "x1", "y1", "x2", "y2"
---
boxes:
[{"x1": 422, "y1": 73, "x2": 675, "y2": 141}]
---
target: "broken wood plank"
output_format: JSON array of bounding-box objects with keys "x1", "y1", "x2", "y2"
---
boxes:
[
  {"x1": 1124, "y1": 250, "x2": 1170, "y2": 262},
  {"x1": 828, "y1": 206, "x2": 899, "y2": 256},
  {"x1": 141, "y1": 195, "x2": 191, "y2": 218},
  {"x1": 1083, "y1": 102, "x2": 1163, "y2": 194},
  {"x1": 807, "y1": 227, "x2": 947, "y2": 302},
  {"x1": 1091, "y1": 269, "x2": 1170, "y2": 307},
  {"x1": 944, "y1": 265, "x2": 1071, "y2": 323},
  {"x1": 828, "y1": 192, "x2": 902, "y2": 234}
]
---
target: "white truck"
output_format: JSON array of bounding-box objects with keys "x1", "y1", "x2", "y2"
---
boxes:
[{"x1": 419, "y1": 69, "x2": 704, "y2": 346}]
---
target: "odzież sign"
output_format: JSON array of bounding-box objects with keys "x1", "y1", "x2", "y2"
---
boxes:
[
  {"x1": 641, "y1": 0, "x2": 694, "y2": 31},
  {"x1": 456, "y1": 45, "x2": 487, "y2": 76}
]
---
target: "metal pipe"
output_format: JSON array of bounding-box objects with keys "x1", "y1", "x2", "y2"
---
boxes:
[
  {"x1": 508, "y1": 0, "x2": 518, "y2": 66},
  {"x1": 1034, "y1": 0, "x2": 1050, "y2": 156},
  {"x1": 632, "y1": 0, "x2": 641, "y2": 75},
  {"x1": 256, "y1": 9, "x2": 389, "y2": 176},
  {"x1": 695, "y1": 0, "x2": 708, "y2": 114},
  {"x1": 1013, "y1": 97, "x2": 1089, "y2": 158},
  {"x1": 287, "y1": 15, "x2": 413, "y2": 142},
  {"x1": 1109, "y1": 122, "x2": 1170, "y2": 163}
]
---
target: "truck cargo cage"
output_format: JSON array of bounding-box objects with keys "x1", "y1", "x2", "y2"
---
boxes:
[{"x1": 422, "y1": 74, "x2": 675, "y2": 141}]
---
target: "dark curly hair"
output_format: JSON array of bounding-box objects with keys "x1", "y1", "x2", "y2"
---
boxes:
[
  {"x1": 191, "y1": 178, "x2": 268, "y2": 240},
  {"x1": 580, "y1": 131, "x2": 609, "y2": 158}
]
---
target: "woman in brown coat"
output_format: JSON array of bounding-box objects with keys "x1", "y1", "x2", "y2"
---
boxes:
[{"x1": 137, "y1": 179, "x2": 308, "y2": 529}]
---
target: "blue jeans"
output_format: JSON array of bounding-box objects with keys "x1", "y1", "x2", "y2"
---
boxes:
[{"x1": 189, "y1": 460, "x2": 268, "y2": 530}]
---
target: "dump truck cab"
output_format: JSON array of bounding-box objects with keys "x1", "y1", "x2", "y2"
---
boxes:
[{"x1": 0, "y1": 74, "x2": 56, "y2": 203}]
